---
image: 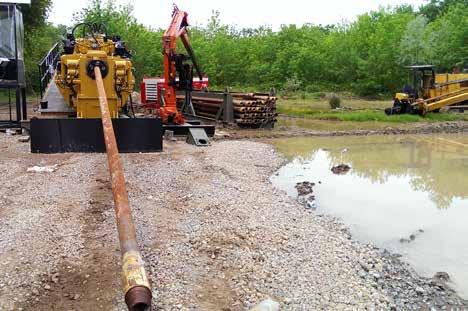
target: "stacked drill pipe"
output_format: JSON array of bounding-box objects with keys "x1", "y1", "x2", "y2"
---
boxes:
[
  {"x1": 231, "y1": 93, "x2": 277, "y2": 128},
  {"x1": 177, "y1": 92, "x2": 277, "y2": 128}
]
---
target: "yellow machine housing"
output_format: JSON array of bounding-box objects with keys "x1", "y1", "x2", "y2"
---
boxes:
[
  {"x1": 386, "y1": 65, "x2": 468, "y2": 115},
  {"x1": 424, "y1": 73, "x2": 468, "y2": 98},
  {"x1": 55, "y1": 34, "x2": 134, "y2": 118}
]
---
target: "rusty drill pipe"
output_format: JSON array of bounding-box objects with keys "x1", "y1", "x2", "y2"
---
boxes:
[
  {"x1": 192, "y1": 101, "x2": 222, "y2": 109},
  {"x1": 94, "y1": 65, "x2": 152, "y2": 311}
]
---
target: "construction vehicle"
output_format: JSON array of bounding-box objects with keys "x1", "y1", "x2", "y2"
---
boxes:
[
  {"x1": 138, "y1": 5, "x2": 214, "y2": 145},
  {"x1": 55, "y1": 23, "x2": 134, "y2": 118},
  {"x1": 159, "y1": 4, "x2": 204, "y2": 125},
  {"x1": 385, "y1": 65, "x2": 468, "y2": 116},
  {"x1": 31, "y1": 23, "x2": 163, "y2": 153}
]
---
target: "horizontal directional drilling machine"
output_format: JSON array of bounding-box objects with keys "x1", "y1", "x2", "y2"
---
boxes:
[
  {"x1": 385, "y1": 65, "x2": 468, "y2": 116},
  {"x1": 31, "y1": 23, "x2": 163, "y2": 153},
  {"x1": 57, "y1": 23, "x2": 134, "y2": 118}
]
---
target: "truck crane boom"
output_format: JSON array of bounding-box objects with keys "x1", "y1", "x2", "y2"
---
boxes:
[{"x1": 160, "y1": 4, "x2": 203, "y2": 124}]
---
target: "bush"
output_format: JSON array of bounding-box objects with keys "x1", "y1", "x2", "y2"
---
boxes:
[
  {"x1": 305, "y1": 84, "x2": 322, "y2": 93},
  {"x1": 327, "y1": 93, "x2": 341, "y2": 109},
  {"x1": 283, "y1": 77, "x2": 302, "y2": 94}
]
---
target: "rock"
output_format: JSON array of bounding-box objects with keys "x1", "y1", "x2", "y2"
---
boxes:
[
  {"x1": 434, "y1": 297, "x2": 445, "y2": 307},
  {"x1": 331, "y1": 164, "x2": 351, "y2": 175},
  {"x1": 305, "y1": 199, "x2": 317, "y2": 210},
  {"x1": 5, "y1": 129, "x2": 17, "y2": 136},
  {"x1": 250, "y1": 298, "x2": 280, "y2": 311},
  {"x1": 27, "y1": 165, "x2": 58, "y2": 173},
  {"x1": 164, "y1": 130, "x2": 174, "y2": 141},
  {"x1": 358, "y1": 270, "x2": 367, "y2": 278},
  {"x1": 359, "y1": 260, "x2": 370, "y2": 272},
  {"x1": 18, "y1": 136, "x2": 30, "y2": 143},
  {"x1": 295, "y1": 182, "x2": 317, "y2": 209},
  {"x1": 434, "y1": 272, "x2": 450, "y2": 282},
  {"x1": 295, "y1": 181, "x2": 315, "y2": 195}
]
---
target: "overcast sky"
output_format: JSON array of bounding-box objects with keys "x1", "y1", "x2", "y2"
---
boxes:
[{"x1": 48, "y1": 0, "x2": 427, "y2": 29}]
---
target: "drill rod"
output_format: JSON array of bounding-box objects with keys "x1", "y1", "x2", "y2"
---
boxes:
[{"x1": 94, "y1": 65, "x2": 152, "y2": 311}]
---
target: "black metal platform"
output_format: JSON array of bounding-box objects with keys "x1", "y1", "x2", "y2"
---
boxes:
[
  {"x1": 30, "y1": 118, "x2": 163, "y2": 153},
  {"x1": 163, "y1": 123, "x2": 215, "y2": 137}
]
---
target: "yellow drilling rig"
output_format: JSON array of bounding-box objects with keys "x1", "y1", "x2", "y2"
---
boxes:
[
  {"x1": 385, "y1": 65, "x2": 468, "y2": 116},
  {"x1": 32, "y1": 23, "x2": 163, "y2": 153},
  {"x1": 55, "y1": 23, "x2": 135, "y2": 118}
]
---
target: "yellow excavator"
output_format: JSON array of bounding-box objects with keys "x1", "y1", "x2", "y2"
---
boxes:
[{"x1": 385, "y1": 65, "x2": 468, "y2": 116}]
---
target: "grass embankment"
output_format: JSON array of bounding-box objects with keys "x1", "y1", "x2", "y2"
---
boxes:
[{"x1": 277, "y1": 93, "x2": 468, "y2": 123}]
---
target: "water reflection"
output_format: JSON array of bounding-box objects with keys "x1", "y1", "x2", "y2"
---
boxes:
[
  {"x1": 272, "y1": 135, "x2": 468, "y2": 209},
  {"x1": 270, "y1": 134, "x2": 468, "y2": 298}
]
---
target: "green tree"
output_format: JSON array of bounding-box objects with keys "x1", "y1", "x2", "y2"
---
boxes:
[
  {"x1": 20, "y1": 0, "x2": 61, "y2": 93},
  {"x1": 419, "y1": 0, "x2": 468, "y2": 21},
  {"x1": 399, "y1": 15, "x2": 430, "y2": 65},
  {"x1": 426, "y1": 3, "x2": 468, "y2": 70},
  {"x1": 345, "y1": 7, "x2": 414, "y2": 95},
  {"x1": 20, "y1": 0, "x2": 52, "y2": 29}
]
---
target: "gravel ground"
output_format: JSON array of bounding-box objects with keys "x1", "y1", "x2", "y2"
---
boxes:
[{"x1": 0, "y1": 133, "x2": 466, "y2": 310}]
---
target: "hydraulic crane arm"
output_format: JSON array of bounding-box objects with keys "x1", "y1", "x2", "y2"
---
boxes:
[
  {"x1": 180, "y1": 34, "x2": 203, "y2": 81},
  {"x1": 163, "y1": 5, "x2": 203, "y2": 80},
  {"x1": 160, "y1": 5, "x2": 203, "y2": 124}
]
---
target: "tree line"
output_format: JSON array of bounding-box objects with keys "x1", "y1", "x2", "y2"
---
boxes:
[{"x1": 23, "y1": 0, "x2": 467, "y2": 96}]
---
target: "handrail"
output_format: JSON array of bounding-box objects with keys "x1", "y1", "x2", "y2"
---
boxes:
[{"x1": 37, "y1": 42, "x2": 61, "y2": 99}]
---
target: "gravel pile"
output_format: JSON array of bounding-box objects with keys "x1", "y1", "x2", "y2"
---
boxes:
[{"x1": 0, "y1": 133, "x2": 466, "y2": 310}]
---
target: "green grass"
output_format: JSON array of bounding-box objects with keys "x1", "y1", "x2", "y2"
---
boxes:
[
  {"x1": 277, "y1": 94, "x2": 468, "y2": 123},
  {"x1": 307, "y1": 110, "x2": 467, "y2": 122},
  {"x1": 0, "y1": 90, "x2": 38, "y2": 104}
]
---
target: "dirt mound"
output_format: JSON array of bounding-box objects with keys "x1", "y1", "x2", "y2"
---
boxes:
[
  {"x1": 331, "y1": 164, "x2": 351, "y2": 175},
  {"x1": 295, "y1": 181, "x2": 317, "y2": 209}
]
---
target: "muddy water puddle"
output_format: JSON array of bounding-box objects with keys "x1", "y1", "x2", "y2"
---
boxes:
[{"x1": 270, "y1": 134, "x2": 468, "y2": 298}]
